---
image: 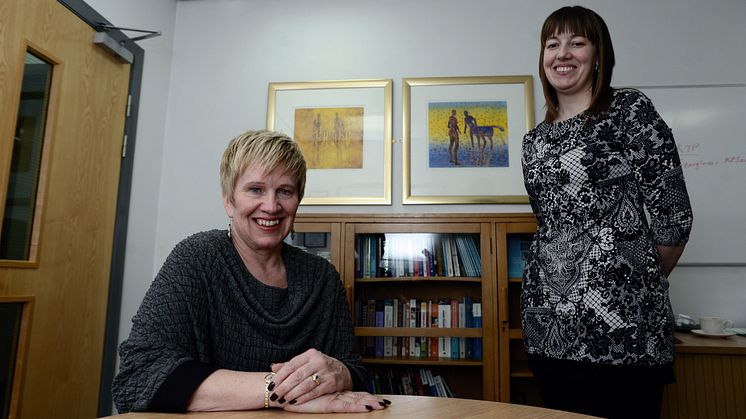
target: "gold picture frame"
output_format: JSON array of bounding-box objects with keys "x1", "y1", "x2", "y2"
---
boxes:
[
  {"x1": 402, "y1": 75, "x2": 535, "y2": 204},
  {"x1": 267, "y1": 79, "x2": 393, "y2": 205}
]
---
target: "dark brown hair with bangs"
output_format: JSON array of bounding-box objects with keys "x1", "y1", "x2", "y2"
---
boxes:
[{"x1": 539, "y1": 6, "x2": 615, "y2": 122}]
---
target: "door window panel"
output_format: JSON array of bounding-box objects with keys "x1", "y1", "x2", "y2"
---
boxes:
[
  {"x1": 0, "y1": 51, "x2": 53, "y2": 260},
  {"x1": 0, "y1": 302, "x2": 24, "y2": 418}
]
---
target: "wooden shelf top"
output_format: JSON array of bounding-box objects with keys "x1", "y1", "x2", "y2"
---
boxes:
[{"x1": 675, "y1": 332, "x2": 746, "y2": 354}]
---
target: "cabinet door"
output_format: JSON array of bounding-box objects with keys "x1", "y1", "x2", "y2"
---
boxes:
[{"x1": 496, "y1": 222, "x2": 538, "y2": 403}]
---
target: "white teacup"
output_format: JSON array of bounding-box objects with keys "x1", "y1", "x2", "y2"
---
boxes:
[{"x1": 699, "y1": 317, "x2": 733, "y2": 334}]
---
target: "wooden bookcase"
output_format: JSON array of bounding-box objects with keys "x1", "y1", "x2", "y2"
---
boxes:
[{"x1": 292, "y1": 212, "x2": 536, "y2": 402}]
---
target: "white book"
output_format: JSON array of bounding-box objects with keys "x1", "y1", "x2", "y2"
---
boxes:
[
  {"x1": 438, "y1": 303, "x2": 451, "y2": 358},
  {"x1": 441, "y1": 376, "x2": 455, "y2": 397}
]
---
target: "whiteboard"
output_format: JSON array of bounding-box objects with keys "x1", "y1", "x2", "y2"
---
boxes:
[{"x1": 635, "y1": 85, "x2": 746, "y2": 265}]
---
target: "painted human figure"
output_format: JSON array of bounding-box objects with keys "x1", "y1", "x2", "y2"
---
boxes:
[
  {"x1": 312, "y1": 113, "x2": 322, "y2": 165},
  {"x1": 463, "y1": 110, "x2": 480, "y2": 163},
  {"x1": 448, "y1": 109, "x2": 461, "y2": 165}
]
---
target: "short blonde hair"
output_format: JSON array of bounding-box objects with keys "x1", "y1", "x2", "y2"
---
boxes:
[{"x1": 220, "y1": 130, "x2": 307, "y2": 204}]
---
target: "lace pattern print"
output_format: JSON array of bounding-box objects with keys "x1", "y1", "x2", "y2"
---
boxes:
[{"x1": 520, "y1": 89, "x2": 693, "y2": 366}]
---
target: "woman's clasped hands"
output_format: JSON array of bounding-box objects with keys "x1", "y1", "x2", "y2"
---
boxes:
[{"x1": 268, "y1": 348, "x2": 390, "y2": 413}]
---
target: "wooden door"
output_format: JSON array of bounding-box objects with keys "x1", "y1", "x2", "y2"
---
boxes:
[{"x1": 0, "y1": 0, "x2": 130, "y2": 418}]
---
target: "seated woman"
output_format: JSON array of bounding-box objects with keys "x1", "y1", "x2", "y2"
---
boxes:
[{"x1": 112, "y1": 130, "x2": 388, "y2": 413}]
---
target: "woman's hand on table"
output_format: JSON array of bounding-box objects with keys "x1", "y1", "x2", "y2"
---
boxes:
[
  {"x1": 282, "y1": 391, "x2": 390, "y2": 413},
  {"x1": 269, "y1": 348, "x2": 353, "y2": 405}
]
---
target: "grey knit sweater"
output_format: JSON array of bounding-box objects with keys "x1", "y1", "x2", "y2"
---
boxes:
[{"x1": 112, "y1": 230, "x2": 366, "y2": 413}]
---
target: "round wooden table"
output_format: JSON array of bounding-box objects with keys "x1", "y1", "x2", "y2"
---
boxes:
[{"x1": 106, "y1": 395, "x2": 598, "y2": 418}]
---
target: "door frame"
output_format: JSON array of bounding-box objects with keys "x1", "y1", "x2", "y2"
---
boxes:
[{"x1": 56, "y1": 1, "x2": 144, "y2": 416}]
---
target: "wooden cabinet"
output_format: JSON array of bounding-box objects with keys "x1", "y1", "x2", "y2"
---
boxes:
[
  {"x1": 293, "y1": 212, "x2": 535, "y2": 401},
  {"x1": 662, "y1": 333, "x2": 746, "y2": 419},
  {"x1": 495, "y1": 221, "x2": 538, "y2": 404}
]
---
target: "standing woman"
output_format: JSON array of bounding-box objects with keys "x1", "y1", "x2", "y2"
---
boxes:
[{"x1": 521, "y1": 6, "x2": 693, "y2": 419}]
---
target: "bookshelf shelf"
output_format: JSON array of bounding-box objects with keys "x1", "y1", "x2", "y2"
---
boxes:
[
  {"x1": 363, "y1": 356, "x2": 483, "y2": 366},
  {"x1": 355, "y1": 277, "x2": 482, "y2": 284},
  {"x1": 508, "y1": 329, "x2": 523, "y2": 339},
  {"x1": 355, "y1": 327, "x2": 483, "y2": 338}
]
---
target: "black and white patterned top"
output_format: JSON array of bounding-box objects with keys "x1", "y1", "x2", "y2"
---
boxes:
[{"x1": 520, "y1": 88, "x2": 693, "y2": 366}]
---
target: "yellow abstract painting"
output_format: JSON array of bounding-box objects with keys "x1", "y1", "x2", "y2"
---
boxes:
[{"x1": 294, "y1": 107, "x2": 364, "y2": 169}]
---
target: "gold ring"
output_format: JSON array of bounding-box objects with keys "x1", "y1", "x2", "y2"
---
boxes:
[{"x1": 311, "y1": 373, "x2": 320, "y2": 386}]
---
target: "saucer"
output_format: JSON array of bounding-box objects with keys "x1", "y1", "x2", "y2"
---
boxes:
[{"x1": 691, "y1": 329, "x2": 736, "y2": 338}]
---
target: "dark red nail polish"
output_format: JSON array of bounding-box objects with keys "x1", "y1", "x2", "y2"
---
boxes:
[
  {"x1": 267, "y1": 382, "x2": 275, "y2": 391},
  {"x1": 270, "y1": 393, "x2": 278, "y2": 402},
  {"x1": 278, "y1": 397, "x2": 286, "y2": 404},
  {"x1": 365, "y1": 405, "x2": 373, "y2": 411},
  {"x1": 379, "y1": 401, "x2": 386, "y2": 407},
  {"x1": 289, "y1": 399, "x2": 297, "y2": 405},
  {"x1": 383, "y1": 398, "x2": 391, "y2": 405}
]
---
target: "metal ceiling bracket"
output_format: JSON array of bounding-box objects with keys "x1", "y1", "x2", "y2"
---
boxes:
[
  {"x1": 92, "y1": 23, "x2": 161, "y2": 64},
  {"x1": 96, "y1": 23, "x2": 162, "y2": 42}
]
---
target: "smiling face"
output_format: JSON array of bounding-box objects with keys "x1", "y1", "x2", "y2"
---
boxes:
[
  {"x1": 542, "y1": 31, "x2": 597, "y2": 102},
  {"x1": 223, "y1": 163, "x2": 300, "y2": 256}
]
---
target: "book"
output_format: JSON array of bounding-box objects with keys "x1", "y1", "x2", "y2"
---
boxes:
[
  {"x1": 472, "y1": 302, "x2": 482, "y2": 360},
  {"x1": 409, "y1": 298, "x2": 418, "y2": 357},
  {"x1": 419, "y1": 369, "x2": 431, "y2": 396},
  {"x1": 438, "y1": 301, "x2": 450, "y2": 358},
  {"x1": 450, "y1": 299, "x2": 460, "y2": 359},
  {"x1": 419, "y1": 301, "x2": 428, "y2": 358},
  {"x1": 375, "y1": 300, "x2": 384, "y2": 357},
  {"x1": 384, "y1": 299, "x2": 393, "y2": 357},
  {"x1": 366, "y1": 299, "x2": 376, "y2": 355},
  {"x1": 465, "y1": 235, "x2": 482, "y2": 276},
  {"x1": 424, "y1": 369, "x2": 437, "y2": 397},
  {"x1": 442, "y1": 236, "x2": 453, "y2": 276},
  {"x1": 449, "y1": 236, "x2": 461, "y2": 277},
  {"x1": 463, "y1": 296, "x2": 474, "y2": 359},
  {"x1": 434, "y1": 236, "x2": 444, "y2": 276},
  {"x1": 454, "y1": 236, "x2": 474, "y2": 277},
  {"x1": 415, "y1": 369, "x2": 427, "y2": 396},
  {"x1": 401, "y1": 370, "x2": 414, "y2": 395},
  {"x1": 433, "y1": 375, "x2": 448, "y2": 398},
  {"x1": 429, "y1": 301, "x2": 439, "y2": 358},
  {"x1": 458, "y1": 301, "x2": 466, "y2": 359},
  {"x1": 441, "y1": 376, "x2": 456, "y2": 398}
]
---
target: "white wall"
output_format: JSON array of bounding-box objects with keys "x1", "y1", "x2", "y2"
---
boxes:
[{"x1": 87, "y1": 0, "x2": 745, "y2": 359}]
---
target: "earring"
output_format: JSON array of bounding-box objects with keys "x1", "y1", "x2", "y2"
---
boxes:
[
  {"x1": 290, "y1": 229, "x2": 296, "y2": 241},
  {"x1": 594, "y1": 63, "x2": 599, "y2": 72},
  {"x1": 227, "y1": 217, "x2": 232, "y2": 238}
]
